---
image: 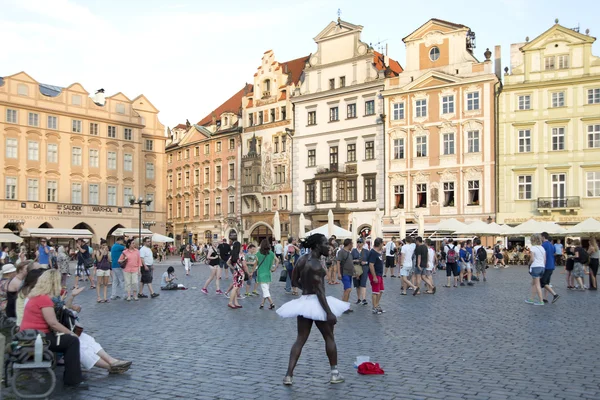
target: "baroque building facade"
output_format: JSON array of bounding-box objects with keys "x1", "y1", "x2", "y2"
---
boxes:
[
  {"x1": 240, "y1": 51, "x2": 309, "y2": 244},
  {"x1": 0, "y1": 71, "x2": 166, "y2": 243},
  {"x1": 383, "y1": 19, "x2": 499, "y2": 230},
  {"x1": 165, "y1": 86, "x2": 248, "y2": 244},
  {"x1": 497, "y1": 22, "x2": 600, "y2": 226},
  {"x1": 290, "y1": 19, "x2": 402, "y2": 236}
]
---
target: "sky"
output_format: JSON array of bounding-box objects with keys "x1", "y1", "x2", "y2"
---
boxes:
[{"x1": 1, "y1": 0, "x2": 599, "y2": 131}]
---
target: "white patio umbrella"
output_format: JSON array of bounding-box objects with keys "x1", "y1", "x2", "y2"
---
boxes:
[
  {"x1": 351, "y1": 214, "x2": 358, "y2": 245},
  {"x1": 498, "y1": 224, "x2": 517, "y2": 236},
  {"x1": 398, "y1": 212, "x2": 407, "y2": 239},
  {"x1": 565, "y1": 218, "x2": 600, "y2": 236},
  {"x1": 273, "y1": 211, "x2": 281, "y2": 241},
  {"x1": 327, "y1": 209, "x2": 334, "y2": 237},
  {"x1": 454, "y1": 220, "x2": 497, "y2": 236},
  {"x1": 371, "y1": 208, "x2": 383, "y2": 239},
  {"x1": 417, "y1": 213, "x2": 425, "y2": 237},
  {"x1": 298, "y1": 213, "x2": 306, "y2": 239},
  {"x1": 151, "y1": 233, "x2": 174, "y2": 243},
  {"x1": 306, "y1": 224, "x2": 352, "y2": 239},
  {"x1": 433, "y1": 218, "x2": 467, "y2": 233},
  {"x1": 512, "y1": 219, "x2": 565, "y2": 235}
]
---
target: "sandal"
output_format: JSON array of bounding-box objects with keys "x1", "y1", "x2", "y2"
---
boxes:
[
  {"x1": 228, "y1": 304, "x2": 236, "y2": 309},
  {"x1": 443, "y1": 285, "x2": 451, "y2": 288},
  {"x1": 401, "y1": 292, "x2": 407, "y2": 295},
  {"x1": 269, "y1": 304, "x2": 275, "y2": 310},
  {"x1": 97, "y1": 298, "x2": 102, "y2": 303},
  {"x1": 259, "y1": 305, "x2": 264, "y2": 309}
]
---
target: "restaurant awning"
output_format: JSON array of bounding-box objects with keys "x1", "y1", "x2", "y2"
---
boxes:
[
  {"x1": 111, "y1": 228, "x2": 153, "y2": 237},
  {"x1": 20, "y1": 228, "x2": 93, "y2": 239},
  {"x1": 0, "y1": 229, "x2": 23, "y2": 243}
]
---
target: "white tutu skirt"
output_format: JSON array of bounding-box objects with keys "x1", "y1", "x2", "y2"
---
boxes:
[{"x1": 276, "y1": 294, "x2": 350, "y2": 321}]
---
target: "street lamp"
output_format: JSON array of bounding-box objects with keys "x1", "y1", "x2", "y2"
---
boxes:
[{"x1": 129, "y1": 195, "x2": 153, "y2": 244}]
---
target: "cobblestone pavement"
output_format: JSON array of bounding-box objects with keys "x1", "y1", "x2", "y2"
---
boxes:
[{"x1": 8, "y1": 260, "x2": 600, "y2": 400}]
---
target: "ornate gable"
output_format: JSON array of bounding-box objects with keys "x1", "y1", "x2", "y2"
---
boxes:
[{"x1": 520, "y1": 23, "x2": 595, "y2": 52}]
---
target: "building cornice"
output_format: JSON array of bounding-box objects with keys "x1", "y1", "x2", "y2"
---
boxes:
[
  {"x1": 291, "y1": 81, "x2": 384, "y2": 104},
  {"x1": 382, "y1": 74, "x2": 497, "y2": 97},
  {"x1": 502, "y1": 75, "x2": 600, "y2": 91}
]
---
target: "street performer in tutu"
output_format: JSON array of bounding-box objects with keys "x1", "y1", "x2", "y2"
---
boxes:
[{"x1": 276, "y1": 233, "x2": 349, "y2": 385}]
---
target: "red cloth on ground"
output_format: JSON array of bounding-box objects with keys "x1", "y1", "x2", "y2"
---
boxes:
[{"x1": 357, "y1": 362, "x2": 385, "y2": 375}]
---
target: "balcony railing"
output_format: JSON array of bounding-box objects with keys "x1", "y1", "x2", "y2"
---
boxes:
[
  {"x1": 315, "y1": 163, "x2": 345, "y2": 175},
  {"x1": 537, "y1": 196, "x2": 580, "y2": 209},
  {"x1": 242, "y1": 185, "x2": 262, "y2": 194}
]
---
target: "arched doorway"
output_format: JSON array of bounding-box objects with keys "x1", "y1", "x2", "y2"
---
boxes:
[
  {"x1": 39, "y1": 222, "x2": 53, "y2": 228},
  {"x1": 250, "y1": 224, "x2": 272, "y2": 246},
  {"x1": 3, "y1": 223, "x2": 22, "y2": 234},
  {"x1": 204, "y1": 230, "x2": 212, "y2": 243},
  {"x1": 73, "y1": 222, "x2": 95, "y2": 243},
  {"x1": 106, "y1": 224, "x2": 125, "y2": 246}
]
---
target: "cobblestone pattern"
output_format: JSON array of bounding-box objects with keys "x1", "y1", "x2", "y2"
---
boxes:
[{"x1": 8, "y1": 261, "x2": 600, "y2": 400}]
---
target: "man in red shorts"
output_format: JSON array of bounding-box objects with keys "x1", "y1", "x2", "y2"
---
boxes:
[{"x1": 368, "y1": 237, "x2": 385, "y2": 315}]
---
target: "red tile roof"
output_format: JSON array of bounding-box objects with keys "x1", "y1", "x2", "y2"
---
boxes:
[
  {"x1": 373, "y1": 51, "x2": 403, "y2": 77},
  {"x1": 403, "y1": 18, "x2": 469, "y2": 42},
  {"x1": 280, "y1": 55, "x2": 310, "y2": 85},
  {"x1": 197, "y1": 84, "x2": 253, "y2": 126},
  {"x1": 174, "y1": 123, "x2": 187, "y2": 130}
]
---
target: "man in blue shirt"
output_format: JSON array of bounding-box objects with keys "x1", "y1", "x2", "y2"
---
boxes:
[
  {"x1": 110, "y1": 236, "x2": 126, "y2": 300},
  {"x1": 554, "y1": 239, "x2": 564, "y2": 266},
  {"x1": 37, "y1": 239, "x2": 50, "y2": 269},
  {"x1": 541, "y1": 232, "x2": 560, "y2": 304},
  {"x1": 351, "y1": 238, "x2": 370, "y2": 306}
]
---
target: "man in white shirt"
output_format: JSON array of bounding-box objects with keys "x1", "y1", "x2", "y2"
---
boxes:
[
  {"x1": 400, "y1": 236, "x2": 418, "y2": 295},
  {"x1": 384, "y1": 237, "x2": 396, "y2": 277},
  {"x1": 274, "y1": 240, "x2": 284, "y2": 264},
  {"x1": 139, "y1": 238, "x2": 159, "y2": 298}
]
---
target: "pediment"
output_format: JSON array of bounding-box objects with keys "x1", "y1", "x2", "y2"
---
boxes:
[
  {"x1": 70, "y1": 172, "x2": 84, "y2": 178},
  {"x1": 107, "y1": 92, "x2": 132, "y2": 103},
  {"x1": 7, "y1": 71, "x2": 38, "y2": 83},
  {"x1": 314, "y1": 19, "x2": 363, "y2": 42},
  {"x1": 123, "y1": 177, "x2": 135, "y2": 183},
  {"x1": 65, "y1": 83, "x2": 89, "y2": 94},
  {"x1": 25, "y1": 129, "x2": 42, "y2": 137},
  {"x1": 45, "y1": 170, "x2": 60, "y2": 176},
  {"x1": 132, "y1": 94, "x2": 159, "y2": 113},
  {"x1": 45, "y1": 132, "x2": 61, "y2": 140},
  {"x1": 403, "y1": 19, "x2": 468, "y2": 43},
  {"x1": 179, "y1": 126, "x2": 210, "y2": 146},
  {"x1": 521, "y1": 24, "x2": 595, "y2": 51},
  {"x1": 88, "y1": 138, "x2": 102, "y2": 146},
  {"x1": 88, "y1": 174, "x2": 102, "y2": 180},
  {"x1": 414, "y1": 76, "x2": 457, "y2": 89},
  {"x1": 404, "y1": 71, "x2": 461, "y2": 91},
  {"x1": 26, "y1": 168, "x2": 41, "y2": 174}
]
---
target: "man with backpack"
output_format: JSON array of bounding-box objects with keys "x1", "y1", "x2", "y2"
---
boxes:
[
  {"x1": 444, "y1": 239, "x2": 460, "y2": 287},
  {"x1": 541, "y1": 232, "x2": 560, "y2": 303},
  {"x1": 459, "y1": 240, "x2": 474, "y2": 286},
  {"x1": 473, "y1": 238, "x2": 488, "y2": 282}
]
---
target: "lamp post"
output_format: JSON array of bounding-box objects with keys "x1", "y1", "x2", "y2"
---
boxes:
[{"x1": 129, "y1": 196, "x2": 153, "y2": 244}]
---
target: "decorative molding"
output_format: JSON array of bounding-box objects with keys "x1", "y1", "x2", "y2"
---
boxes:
[{"x1": 422, "y1": 31, "x2": 444, "y2": 47}]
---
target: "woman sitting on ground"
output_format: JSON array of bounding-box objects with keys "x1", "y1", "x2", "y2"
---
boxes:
[
  {"x1": 18, "y1": 269, "x2": 132, "y2": 375},
  {"x1": 161, "y1": 267, "x2": 185, "y2": 290}
]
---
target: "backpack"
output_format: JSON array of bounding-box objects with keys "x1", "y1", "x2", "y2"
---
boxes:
[
  {"x1": 446, "y1": 245, "x2": 457, "y2": 264},
  {"x1": 578, "y1": 247, "x2": 589, "y2": 264},
  {"x1": 477, "y1": 246, "x2": 487, "y2": 262}
]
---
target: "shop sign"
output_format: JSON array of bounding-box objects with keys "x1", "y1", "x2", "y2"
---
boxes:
[{"x1": 57, "y1": 204, "x2": 83, "y2": 216}]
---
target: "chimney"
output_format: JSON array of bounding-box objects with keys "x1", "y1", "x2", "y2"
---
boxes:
[
  {"x1": 383, "y1": 43, "x2": 390, "y2": 67},
  {"x1": 494, "y1": 45, "x2": 502, "y2": 80},
  {"x1": 94, "y1": 88, "x2": 106, "y2": 106}
]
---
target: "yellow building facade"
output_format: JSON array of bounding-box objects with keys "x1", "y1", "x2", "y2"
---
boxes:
[
  {"x1": 0, "y1": 72, "x2": 167, "y2": 242},
  {"x1": 497, "y1": 23, "x2": 600, "y2": 226}
]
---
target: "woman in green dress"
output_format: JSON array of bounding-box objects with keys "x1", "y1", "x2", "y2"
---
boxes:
[{"x1": 256, "y1": 239, "x2": 279, "y2": 310}]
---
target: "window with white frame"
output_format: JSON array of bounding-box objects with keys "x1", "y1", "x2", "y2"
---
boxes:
[
  {"x1": 6, "y1": 138, "x2": 17, "y2": 158},
  {"x1": 321, "y1": 181, "x2": 332, "y2": 202},
  {"x1": 415, "y1": 99, "x2": 427, "y2": 118},
  {"x1": 467, "y1": 92, "x2": 480, "y2": 111},
  {"x1": 393, "y1": 185, "x2": 404, "y2": 209},
  {"x1": 124, "y1": 154, "x2": 133, "y2": 171},
  {"x1": 392, "y1": 103, "x2": 405, "y2": 120},
  {"x1": 176, "y1": 202, "x2": 181, "y2": 218},
  {"x1": 558, "y1": 55, "x2": 569, "y2": 69},
  {"x1": 365, "y1": 100, "x2": 375, "y2": 116},
  {"x1": 308, "y1": 111, "x2": 316, "y2": 125},
  {"x1": 204, "y1": 167, "x2": 210, "y2": 184},
  {"x1": 587, "y1": 171, "x2": 600, "y2": 197},
  {"x1": 443, "y1": 133, "x2": 455, "y2": 155},
  {"x1": 347, "y1": 104, "x2": 356, "y2": 118},
  {"x1": 544, "y1": 56, "x2": 555, "y2": 70},
  {"x1": 107, "y1": 185, "x2": 117, "y2": 206},
  {"x1": 518, "y1": 175, "x2": 532, "y2": 200},
  {"x1": 89, "y1": 149, "x2": 99, "y2": 167},
  {"x1": 307, "y1": 149, "x2": 316, "y2": 166},
  {"x1": 215, "y1": 166, "x2": 221, "y2": 183},
  {"x1": 123, "y1": 187, "x2": 133, "y2": 206},
  {"x1": 467, "y1": 180, "x2": 480, "y2": 205},
  {"x1": 443, "y1": 182, "x2": 455, "y2": 207},
  {"x1": 177, "y1": 173, "x2": 181, "y2": 188},
  {"x1": 71, "y1": 183, "x2": 82, "y2": 204},
  {"x1": 17, "y1": 84, "x2": 28, "y2": 96},
  {"x1": 184, "y1": 171, "x2": 190, "y2": 187},
  {"x1": 89, "y1": 123, "x2": 98, "y2": 135},
  {"x1": 229, "y1": 163, "x2": 235, "y2": 180},
  {"x1": 551, "y1": 127, "x2": 565, "y2": 151},
  {"x1": 145, "y1": 140, "x2": 154, "y2": 151},
  {"x1": 551, "y1": 92, "x2": 565, "y2": 108},
  {"x1": 193, "y1": 169, "x2": 199, "y2": 185},
  {"x1": 467, "y1": 130, "x2": 480, "y2": 153},
  {"x1": 27, "y1": 179, "x2": 39, "y2": 201},
  {"x1": 194, "y1": 200, "x2": 199, "y2": 216},
  {"x1": 6, "y1": 109, "x2": 17, "y2": 123},
  {"x1": 347, "y1": 144, "x2": 356, "y2": 162},
  {"x1": 329, "y1": 107, "x2": 339, "y2": 122},
  {"x1": 88, "y1": 184, "x2": 99, "y2": 205},
  {"x1": 107, "y1": 151, "x2": 117, "y2": 169},
  {"x1": 416, "y1": 183, "x2": 427, "y2": 208},
  {"x1": 124, "y1": 128, "x2": 132, "y2": 141},
  {"x1": 364, "y1": 176, "x2": 376, "y2": 201},
  {"x1": 27, "y1": 141, "x2": 39, "y2": 161},
  {"x1": 47, "y1": 180, "x2": 57, "y2": 202},
  {"x1": 108, "y1": 126, "x2": 116, "y2": 138},
  {"x1": 204, "y1": 198, "x2": 210, "y2": 216},
  {"x1": 229, "y1": 196, "x2": 235, "y2": 214},
  {"x1": 28, "y1": 112, "x2": 39, "y2": 127},
  {"x1": 146, "y1": 193, "x2": 154, "y2": 211},
  {"x1": 588, "y1": 125, "x2": 600, "y2": 148},
  {"x1": 588, "y1": 88, "x2": 600, "y2": 104},
  {"x1": 47, "y1": 116, "x2": 57, "y2": 130},
  {"x1": 72, "y1": 120, "x2": 82, "y2": 133},
  {"x1": 393, "y1": 138, "x2": 404, "y2": 159},
  {"x1": 518, "y1": 129, "x2": 531, "y2": 153},
  {"x1": 518, "y1": 95, "x2": 531, "y2": 110},
  {"x1": 442, "y1": 95, "x2": 454, "y2": 114},
  {"x1": 71, "y1": 147, "x2": 82, "y2": 166},
  {"x1": 416, "y1": 136, "x2": 427, "y2": 157},
  {"x1": 5, "y1": 177, "x2": 16, "y2": 200},
  {"x1": 230, "y1": 138, "x2": 236, "y2": 150},
  {"x1": 365, "y1": 141, "x2": 375, "y2": 160},
  {"x1": 47, "y1": 143, "x2": 57, "y2": 163},
  {"x1": 146, "y1": 162, "x2": 155, "y2": 179}
]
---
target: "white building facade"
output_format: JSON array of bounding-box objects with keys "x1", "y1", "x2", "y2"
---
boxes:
[{"x1": 290, "y1": 19, "x2": 402, "y2": 236}]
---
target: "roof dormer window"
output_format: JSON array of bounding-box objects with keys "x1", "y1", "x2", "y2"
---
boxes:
[{"x1": 263, "y1": 79, "x2": 271, "y2": 97}]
